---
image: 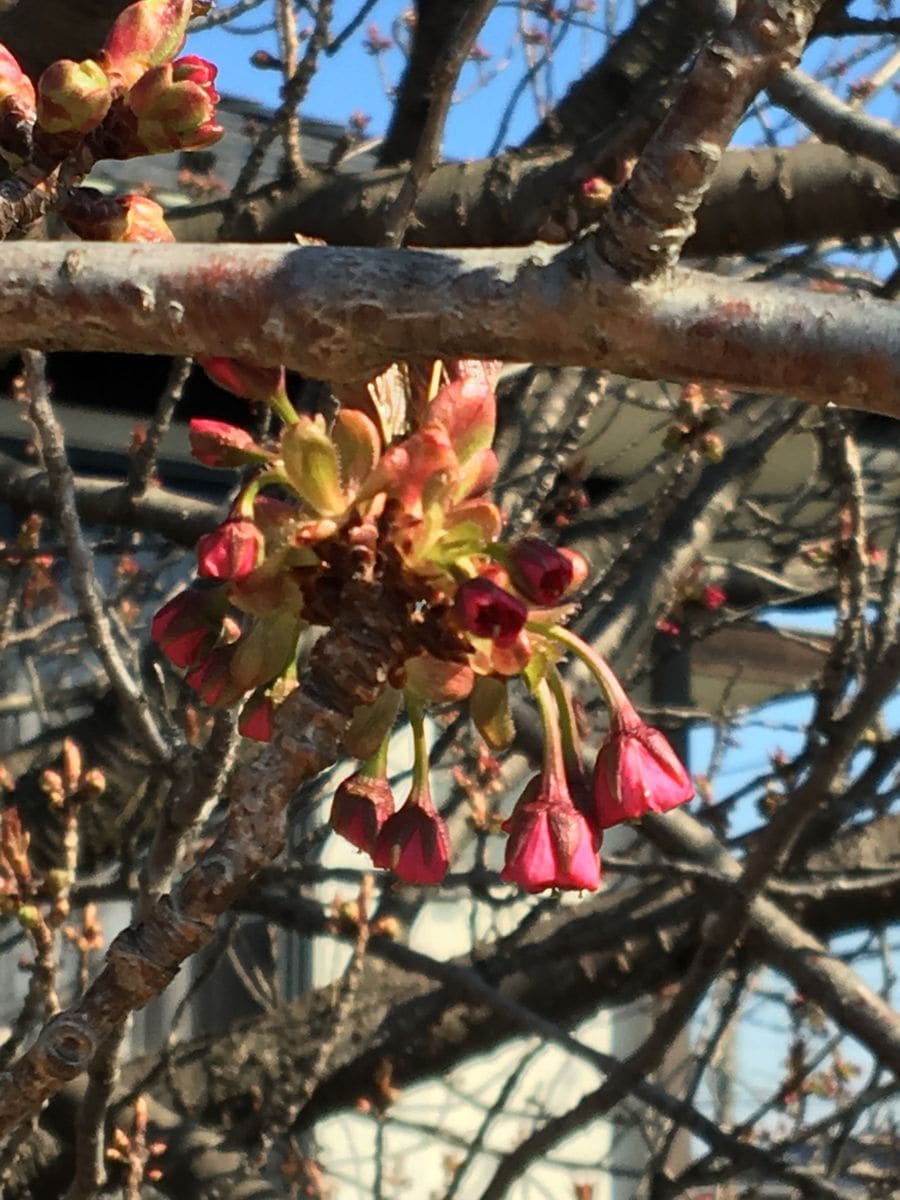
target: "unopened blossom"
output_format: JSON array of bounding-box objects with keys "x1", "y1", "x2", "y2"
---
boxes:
[
  {"x1": 196, "y1": 518, "x2": 263, "y2": 580},
  {"x1": 188, "y1": 418, "x2": 266, "y2": 468},
  {"x1": 331, "y1": 771, "x2": 396, "y2": 855},
  {"x1": 150, "y1": 585, "x2": 223, "y2": 667},
  {"x1": 455, "y1": 577, "x2": 527, "y2": 648},
  {"x1": 373, "y1": 791, "x2": 450, "y2": 884},
  {"x1": 501, "y1": 774, "x2": 600, "y2": 894},
  {"x1": 593, "y1": 712, "x2": 694, "y2": 829},
  {"x1": 198, "y1": 357, "x2": 286, "y2": 404},
  {"x1": 507, "y1": 537, "x2": 574, "y2": 605}
]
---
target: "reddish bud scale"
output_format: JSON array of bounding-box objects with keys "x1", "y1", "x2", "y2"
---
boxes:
[
  {"x1": 238, "y1": 692, "x2": 275, "y2": 741},
  {"x1": 36, "y1": 59, "x2": 111, "y2": 135},
  {"x1": 593, "y1": 716, "x2": 693, "y2": 829}
]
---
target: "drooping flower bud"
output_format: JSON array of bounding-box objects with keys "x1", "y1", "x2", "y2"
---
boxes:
[
  {"x1": 198, "y1": 357, "x2": 286, "y2": 404},
  {"x1": 150, "y1": 584, "x2": 226, "y2": 667},
  {"x1": 373, "y1": 790, "x2": 450, "y2": 884},
  {"x1": 455, "y1": 577, "x2": 527, "y2": 648},
  {"x1": 507, "y1": 537, "x2": 574, "y2": 605},
  {"x1": 196, "y1": 518, "x2": 263, "y2": 580},
  {"x1": 36, "y1": 59, "x2": 111, "y2": 134},
  {"x1": 331, "y1": 770, "x2": 396, "y2": 855},
  {"x1": 188, "y1": 418, "x2": 267, "y2": 468},
  {"x1": 593, "y1": 713, "x2": 694, "y2": 829},
  {"x1": 501, "y1": 775, "x2": 600, "y2": 893},
  {"x1": 372, "y1": 699, "x2": 450, "y2": 884}
]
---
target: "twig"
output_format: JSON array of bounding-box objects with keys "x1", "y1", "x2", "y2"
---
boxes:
[
  {"x1": 380, "y1": 0, "x2": 496, "y2": 247},
  {"x1": 127, "y1": 357, "x2": 192, "y2": 497},
  {"x1": 22, "y1": 351, "x2": 171, "y2": 762},
  {"x1": 220, "y1": 0, "x2": 334, "y2": 236},
  {"x1": 275, "y1": 0, "x2": 304, "y2": 176},
  {"x1": 769, "y1": 66, "x2": 900, "y2": 175},
  {"x1": 63, "y1": 1021, "x2": 128, "y2": 1200}
]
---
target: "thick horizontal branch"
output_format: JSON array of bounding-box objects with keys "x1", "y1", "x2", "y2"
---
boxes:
[
  {"x1": 0, "y1": 450, "x2": 219, "y2": 546},
  {"x1": 0, "y1": 241, "x2": 897, "y2": 413},
  {"x1": 169, "y1": 144, "x2": 900, "y2": 257}
]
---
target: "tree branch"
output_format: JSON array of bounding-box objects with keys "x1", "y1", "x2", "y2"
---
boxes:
[{"x1": 0, "y1": 241, "x2": 897, "y2": 412}]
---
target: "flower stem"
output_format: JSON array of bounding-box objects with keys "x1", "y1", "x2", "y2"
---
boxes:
[
  {"x1": 530, "y1": 622, "x2": 633, "y2": 715},
  {"x1": 533, "y1": 677, "x2": 567, "y2": 790},
  {"x1": 406, "y1": 695, "x2": 431, "y2": 799},
  {"x1": 270, "y1": 388, "x2": 300, "y2": 427},
  {"x1": 545, "y1": 664, "x2": 583, "y2": 780}
]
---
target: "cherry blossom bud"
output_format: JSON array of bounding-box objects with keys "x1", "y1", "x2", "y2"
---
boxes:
[
  {"x1": 127, "y1": 54, "x2": 222, "y2": 153},
  {"x1": 593, "y1": 714, "x2": 693, "y2": 829},
  {"x1": 0, "y1": 45, "x2": 36, "y2": 166},
  {"x1": 580, "y1": 175, "x2": 613, "y2": 206},
  {"x1": 330, "y1": 771, "x2": 396, "y2": 855},
  {"x1": 196, "y1": 519, "x2": 263, "y2": 580},
  {"x1": 501, "y1": 775, "x2": 600, "y2": 893},
  {"x1": 507, "y1": 537, "x2": 574, "y2": 605},
  {"x1": 455, "y1": 577, "x2": 527, "y2": 648},
  {"x1": 188, "y1": 417, "x2": 266, "y2": 468},
  {"x1": 150, "y1": 584, "x2": 224, "y2": 667},
  {"x1": 198, "y1": 357, "x2": 286, "y2": 404},
  {"x1": 102, "y1": 0, "x2": 193, "y2": 88},
  {"x1": 702, "y1": 585, "x2": 727, "y2": 611},
  {"x1": 373, "y1": 789, "x2": 450, "y2": 884},
  {"x1": 36, "y1": 59, "x2": 111, "y2": 134},
  {"x1": 700, "y1": 432, "x2": 724, "y2": 462}
]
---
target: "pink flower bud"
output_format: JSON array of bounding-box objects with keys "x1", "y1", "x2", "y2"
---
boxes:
[
  {"x1": 150, "y1": 585, "x2": 223, "y2": 667},
  {"x1": 37, "y1": 59, "x2": 111, "y2": 134},
  {"x1": 126, "y1": 55, "x2": 222, "y2": 153},
  {"x1": 188, "y1": 418, "x2": 267, "y2": 468},
  {"x1": 0, "y1": 43, "x2": 36, "y2": 118},
  {"x1": 455, "y1": 577, "x2": 527, "y2": 648},
  {"x1": 198, "y1": 357, "x2": 286, "y2": 404},
  {"x1": 580, "y1": 175, "x2": 613, "y2": 206},
  {"x1": 196, "y1": 518, "x2": 263, "y2": 580},
  {"x1": 702, "y1": 585, "x2": 727, "y2": 611},
  {"x1": 330, "y1": 772, "x2": 396, "y2": 855},
  {"x1": 373, "y1": 791, "x2": 450, "y2": 884},
  {"x1": 507, "y1": 537, "x2": 575, "y2": 605},
  {"x1": 593, "y1": 715, "x2": 693, "y2": 829},
  {"x1": 501, "y1": 775, "x2": 600, "y2": 893},
  {"x1": 102, "y1": 0, "x2": 193, "y2": 88}
]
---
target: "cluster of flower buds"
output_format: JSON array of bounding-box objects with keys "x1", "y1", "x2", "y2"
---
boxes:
[
  {"x1": 153, "y1": 357, "x2": 694, "y2": 891},
  {"x1": 663, "y1": 382, "x2": 731, "y2": 463},
  {"x1": 0, "y1": 0, "x2": 221, "y2": 214}
]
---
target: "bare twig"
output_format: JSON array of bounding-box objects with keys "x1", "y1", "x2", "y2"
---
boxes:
[
  {"x1": 769, "y1": 66, "x2": 900, "y2": 174},
  {"x1": 22, "y1": 352, "x2": 171, "y2": 763}
]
